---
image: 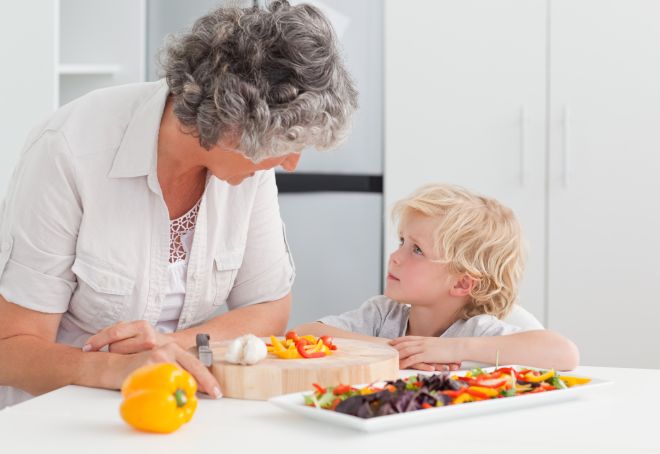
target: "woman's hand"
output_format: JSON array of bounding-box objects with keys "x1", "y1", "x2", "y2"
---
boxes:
[
  {"x1": 389, "y1": 336, "x2": 462, "y2": 370},
  {"x1": 83, "y1": 320, "x2": 173, "y2": 354},
  {"x1": 109, "y1": 342, "x2": 222, "y2": 399}
]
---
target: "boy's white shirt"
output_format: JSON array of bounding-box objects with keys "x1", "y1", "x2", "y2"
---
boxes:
[{"x1": 317, "y1": 295, "x2": 543, "y2": 339}]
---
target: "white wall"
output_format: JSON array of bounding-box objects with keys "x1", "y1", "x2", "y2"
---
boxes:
[{"x1": 0, "y1": 1, "x2": 55, "y2": 199}]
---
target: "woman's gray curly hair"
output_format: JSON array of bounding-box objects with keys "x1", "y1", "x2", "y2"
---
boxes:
[{"x1": 161, "y1": 0, "x2": 358, "y2": 162}]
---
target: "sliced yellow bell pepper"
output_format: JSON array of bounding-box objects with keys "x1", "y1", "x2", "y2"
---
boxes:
[
  {"x1": 268, "y1": 334, "x2": 334, "y2": 359},
  {"x1": 453, "y1": 393, "x2": 473, "y2": 404},
  {"x1": 120, "y1": 363, "x2": 198, "y2": 434},
  {"x1": 467, "y1": 386, "x2": 499, "y2": 398},
  {"x1": 270, "y1": 335, "x2": 286, "y2": 352},
  {"x1": 272, "y1": 342, "x2": 300, "y2": 359},
  {"x1": 559, "y1": 375, "x2": 591, "y2": 387},
  {"x1": 524, "y1": 369, "x2": 555, "y2": 383}
]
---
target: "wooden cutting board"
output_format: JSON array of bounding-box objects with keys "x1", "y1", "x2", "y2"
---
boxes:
[{"x1": 205, "y1": 338, "x2": 400, "y2": 400}]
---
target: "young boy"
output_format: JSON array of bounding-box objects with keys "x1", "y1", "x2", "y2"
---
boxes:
[{"x1": 294, "y1": 183, "x2": 579, "y2": 371}]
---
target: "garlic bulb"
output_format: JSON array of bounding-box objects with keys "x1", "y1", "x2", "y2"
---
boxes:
[{"x1": 224, "y1": 334, "x2": 268, "y2": 365}]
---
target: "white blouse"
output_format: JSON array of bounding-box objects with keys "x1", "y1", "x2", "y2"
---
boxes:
[
  {"x1": 157, "y1": 200, "x2": 201, "y2": 333},
  {"x1": 0, "y1": 80, "x2": 296, "y2": 407}
]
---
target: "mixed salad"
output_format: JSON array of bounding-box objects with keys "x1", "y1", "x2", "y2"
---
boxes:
[{"x1": 304, "y1": 367, "x2": 591, "y2": 418}]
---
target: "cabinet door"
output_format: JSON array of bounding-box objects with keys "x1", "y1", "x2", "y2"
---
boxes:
[
  {"x1": 0, "y1": 0, "x2": 55, "y2": 198},
  {"x1": 384, "y1": 0, "x2": 547, "y2": 321},
  {"x1": 548, "y1": 0, "x2": 660, "y2": 367}
]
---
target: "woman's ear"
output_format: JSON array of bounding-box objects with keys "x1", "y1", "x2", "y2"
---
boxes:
[{"x1": 449, "y1": 274, "x2": 475, "y2": 297}]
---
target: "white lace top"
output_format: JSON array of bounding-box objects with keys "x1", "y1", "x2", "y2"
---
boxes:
[{"x1": 156, "y1": 200, "x2": 201, "y2": 333}]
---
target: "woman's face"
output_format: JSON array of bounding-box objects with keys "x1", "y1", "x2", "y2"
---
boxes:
[{"x1": 206, "y1": 143, "x2": 301, "y2": 185}]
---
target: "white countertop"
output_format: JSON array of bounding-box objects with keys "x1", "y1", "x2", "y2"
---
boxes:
[{"x1": 1, "y1": 366, "x2": 656, "y2": 454}]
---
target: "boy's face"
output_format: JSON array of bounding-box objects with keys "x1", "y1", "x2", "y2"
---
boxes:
[{"x1": 385, "y1": 212, "x2": 463, "y2": 306}]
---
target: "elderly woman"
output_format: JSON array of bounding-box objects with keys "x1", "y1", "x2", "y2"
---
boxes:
[{"x1": 0, "y1": 1, "x2": 357, "y2": 406}]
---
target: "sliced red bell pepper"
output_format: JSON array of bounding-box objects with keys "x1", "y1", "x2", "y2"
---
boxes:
[
  {"x1": 466, "y1": 388, "x2": 491, "y2": 399},
  {"x1": 333, "y1": 384, "x2": 352, "y2": 395},
  {"x1": 441, "y1": 389, "x2": 466, "y2": 398},
  {"x1": 330, "y1": 398, "x2": 342, "y2": 410},
  {"x1": 313, "y1": 383, "x2": 327, "y2": 394},
  {"x1": 296, "y1": 338, "x2": 311, "y2": 347},
  {"x1": 458, "y1": 377, "x2": 479, "y2": 386},
  {"x1": 475, "y1": 377, "x2": 509, "y2": 388},
  {"x1": 285, "y1": 330, "x2": 300, "y2": 342},
  {"x1": 296, "y1": 341, "x2": 325, "y2": 358}
]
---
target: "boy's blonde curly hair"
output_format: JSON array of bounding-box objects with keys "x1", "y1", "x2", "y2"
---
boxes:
[{"x1": 392, "y1": 183, "x2": 525, "y2": 320}]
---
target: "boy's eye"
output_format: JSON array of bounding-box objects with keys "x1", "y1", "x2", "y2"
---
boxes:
[
  {"x1": 413, "y1": 245, "x2": 424, "y2": 256},
  {"x1": 398, "y1": 237, "x2": 404, "y2": 246}
]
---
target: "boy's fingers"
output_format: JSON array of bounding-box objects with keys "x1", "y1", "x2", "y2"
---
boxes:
[
  {"x1": 396, "y1": 345, "x2": 422, "y2": 359},
  {"x1": 409, "y1": 362, "x2": 434, "y2": 372},
  {"x1": 389, "y1": 336, "x2": 422, "y2": 346},
  {"x1": 400, "y1": 353, "x2": 425, "y2": 369},
  {"x1": 390, "y1": 340, "x2": 421, "y2": 351}
]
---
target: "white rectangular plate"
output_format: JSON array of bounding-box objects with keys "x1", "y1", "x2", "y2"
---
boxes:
[{"x1": 268, "y1": 366, "x2": 613, "y2": 432}]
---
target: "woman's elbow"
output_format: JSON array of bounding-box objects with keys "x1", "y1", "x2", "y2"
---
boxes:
[{"x1": 558, "y1": 337, "x2": 580, "y2": 371}]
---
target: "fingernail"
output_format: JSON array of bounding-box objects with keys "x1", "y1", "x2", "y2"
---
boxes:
[
  {"x1": 213, "y1": 387, "x2": 222, "y2": 399},
  {"x1": 82, "y1": 344, "x2": 92, "y2": 352}
]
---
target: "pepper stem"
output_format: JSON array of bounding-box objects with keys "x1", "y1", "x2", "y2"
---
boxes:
[{"x1": 174, "y1": 389, "x2": 188, "y2": 407}]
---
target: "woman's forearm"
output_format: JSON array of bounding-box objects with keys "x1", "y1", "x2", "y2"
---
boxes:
[
  {"x1": 172, "y1": 294, "x2": 292, "y2": 348},
  {"x1": 292, "y1": 322, "x2": 390, "y2": 345},
  {"x1": 0, "y1": 334, "x2": 118, "y2": 395},
  {"x1": 458, "y1": 330, "x2": 580, "y2": 371}
]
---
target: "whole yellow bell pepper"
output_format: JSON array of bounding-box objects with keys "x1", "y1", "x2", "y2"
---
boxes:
[{"x1": 120, "y1": 363, "x2": 198, "y2": 434}]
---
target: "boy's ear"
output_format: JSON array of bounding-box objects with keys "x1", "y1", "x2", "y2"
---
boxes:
[{"x1": 449, "y1": 274, "x2": 475, "y2": 297}]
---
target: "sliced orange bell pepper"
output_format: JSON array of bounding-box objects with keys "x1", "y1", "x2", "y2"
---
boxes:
[{"x1": 559, "y1": 375, "x2": 591, "y2": 387}]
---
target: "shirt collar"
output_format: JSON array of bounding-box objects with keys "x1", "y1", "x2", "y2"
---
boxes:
[{"x1": 108, "y1": 79, "x2": 170, "y2": 178}]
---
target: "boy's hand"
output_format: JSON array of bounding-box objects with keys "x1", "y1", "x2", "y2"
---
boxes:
[
  {"x1": 407, "y1": 362, "x2": 462, "y2": 372},
  {"x1": 389, "y1": 336, "x2": 461, "y2": 370}
]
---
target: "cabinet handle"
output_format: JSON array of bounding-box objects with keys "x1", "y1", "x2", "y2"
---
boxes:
[
  {"x1": 519, "y1": 106, "x2": 526, "y2": 187},
  {"x1": 562, "y1": 106, "x2": 570, "y2": 188}
]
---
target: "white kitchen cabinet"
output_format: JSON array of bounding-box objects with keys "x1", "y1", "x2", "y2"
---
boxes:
[
  {"x1": 0, "y1": 0, "x2": 146, "y2": 199},
  {"x1": 57, "y1": 0, "x2": 146, "y2": 106},
  {"x1": 385, "y1": 0, "x2": 660, "y2": 368},
  {"x1": 547, "y1": 0, "x2": 660, "y2": 368},
  {"x1": 0, "y1": 1, "x2": 56, "y2": 198},
  {"x1": 384, "y1": 0, "x2": 548, "y2": 322}
]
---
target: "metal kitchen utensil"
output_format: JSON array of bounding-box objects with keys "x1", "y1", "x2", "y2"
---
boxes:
[{"x1": 196, "y1": 333, "x2": 213, "y2": 367}]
